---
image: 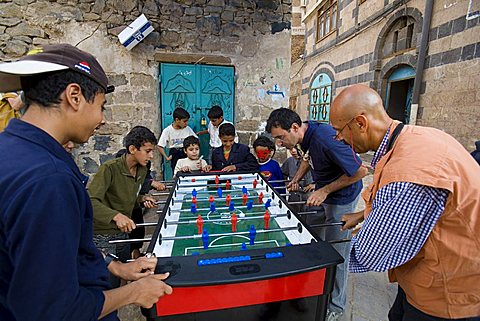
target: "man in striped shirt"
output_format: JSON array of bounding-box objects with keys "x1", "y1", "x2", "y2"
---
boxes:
[{"x1": 330, "y1": 84, "x2": 480, "y2": 320}]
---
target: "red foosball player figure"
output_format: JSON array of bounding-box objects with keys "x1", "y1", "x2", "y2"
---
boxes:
[
  {"x1": 231, "y1": 212, "x2": 238, "y2": 232},
  {"x1": 242, "y1": 193, "x2": 248, "y2": 206},
  {"x1": 258, "y1": 192, "x2": 264, "y2": 204},
  {"x1": 264, "y1": 210, "x2": 270, "y2": 230},
  {"x1": 225, "y1": 180, "x2": 231, "y2": 190},
  {"x1": 225, "y1": 194, "x2": 232, "y2": 206},
  {"x1": 253, "y1": 179, "x2": 258, "y2": 189},
  {"x1": 196, "y1": 215, "x2": 204, "y2": 234},
  {"x1": 209, "y1": 195, "x2": 215, "y2": 204},
  {"x1": 215, "y1": 175, "x2": 220, "y2": 185},
  {"x1": 192, "y1": 197, "x2": 197, "y2": 205}
]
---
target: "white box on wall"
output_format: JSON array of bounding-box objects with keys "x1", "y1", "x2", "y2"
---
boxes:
[{"x1": 118, "y1": 14, "x2": 154, "y2": 50}]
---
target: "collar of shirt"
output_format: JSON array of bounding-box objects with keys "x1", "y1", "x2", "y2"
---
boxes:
[
  {"x1": 371, "y1": 126, "x2": 391, "y2": 169},
  {"x1": 5, "y1": 119, "x2": 87, "y2": 183}
]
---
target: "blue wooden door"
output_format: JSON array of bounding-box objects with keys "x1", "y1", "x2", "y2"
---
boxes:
[{"x1": 160, "y1": 63, "x2": 234, "y2": 179}]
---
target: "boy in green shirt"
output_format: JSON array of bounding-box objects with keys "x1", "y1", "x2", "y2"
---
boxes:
[{"x1": 89, "y1": 126, "x2": 157, "y2": 285}]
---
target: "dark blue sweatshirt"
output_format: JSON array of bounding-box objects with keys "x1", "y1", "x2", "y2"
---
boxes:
[{"x1": 0, "y1": 119, "x2": 117, "y2": 321}]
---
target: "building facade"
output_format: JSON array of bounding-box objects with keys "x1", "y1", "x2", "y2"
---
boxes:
[
  {"x1": 0, "y1": 0, "x2": 292, "y2": 177},
  {"x1": 291, "y1": 0, "x2": 479, "y2": 150}
]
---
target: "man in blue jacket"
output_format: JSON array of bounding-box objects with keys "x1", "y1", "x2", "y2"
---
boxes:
[
  {"x1": 0, "y1": 44, "x2": 171, "y2": 321},
  {"x1": 266, "y1": 108, "x2": 368, "y2": 321}
]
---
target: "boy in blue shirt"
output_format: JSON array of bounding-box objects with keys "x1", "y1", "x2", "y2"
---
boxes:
[
  {"x1": 253, "y1": 135, "x2": 286, "y2": 195},
  {"x1": 211, "y1": 123, "x2": 258, "y2": 172}
]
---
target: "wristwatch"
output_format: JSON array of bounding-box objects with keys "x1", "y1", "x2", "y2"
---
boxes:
[{"x1": 104, "y1": 252, "x2": 119, "y2": 267}]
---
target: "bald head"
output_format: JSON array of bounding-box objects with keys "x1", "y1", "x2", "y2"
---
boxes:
[
  {"x1": 331, "y1": 84, "x2": 387, "y2": 121},
  {"x1": 330, "y1": 84, "x2": 393, "y2": 153}
]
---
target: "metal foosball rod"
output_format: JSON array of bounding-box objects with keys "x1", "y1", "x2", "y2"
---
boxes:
[
  {"x1": 109, "y1": 238, "x2": 152, "y2": 244},
  {"x1": 177, "y1": 194, "x2": 265, "y2": 203},
  {"x1": 151, "y1": 192, "x2": 171, "y2": 196},
  {"x1": 164, "y1": 212, "x2": 290, "y2": 226},
  {"x1": 309, "y1": 222, "x2": 346, "y2": 228},
  {"x1": 328, "y1": 238, "x2": 352, "y2": 244},
  {"x1": 135, "y1": 222, "x2": 158, "y2": 227},
  {"x1": 159, "y1": 224, "x2": 302, "y2": 242},
  {"x1": 176, "y1": 180, "x2": 256, "y2": 189},
  {"x1": 159, "y1": 203, "x2": 268, "y2": 214}
]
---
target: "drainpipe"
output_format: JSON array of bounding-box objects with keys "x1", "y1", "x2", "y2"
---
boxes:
[{"x1": 410, "y1": 0, "x2": 434, "y2": 125}]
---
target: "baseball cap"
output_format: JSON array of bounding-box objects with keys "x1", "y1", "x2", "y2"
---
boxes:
[{"x1": 0, "y1": 44, "x2": 114, "y2": 94}]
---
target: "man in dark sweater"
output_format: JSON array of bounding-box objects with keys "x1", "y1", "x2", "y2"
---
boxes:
[{"x1": 0, "y1": 44, "x2": 171, "y2": 321}]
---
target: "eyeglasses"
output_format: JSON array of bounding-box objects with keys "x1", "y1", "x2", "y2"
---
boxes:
[
  {"x1": 272, "y1": 129, "x2": 291, "y2": 142},
  {"x1": 333, "y1": 117, "x2": 355, "y2": 141}
]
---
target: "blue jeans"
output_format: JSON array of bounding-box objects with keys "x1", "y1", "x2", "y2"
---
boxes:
[{"x1": 309, "y1": 195, "x2": 360, "y2": 313}]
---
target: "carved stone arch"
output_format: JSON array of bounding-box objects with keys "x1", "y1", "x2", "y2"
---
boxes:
[
  {"x1": 379, "y1": 54, "x2": 417, "y2": 101},
  {"x1": 307, "y1": 63, "x2": 335, "y2": 122},
  {"x1": 308, "y1": 62, "x2": 336, "y2": 95},
  {"x1": 370, "y1": 7, "x2": 423, "y2": 91}
]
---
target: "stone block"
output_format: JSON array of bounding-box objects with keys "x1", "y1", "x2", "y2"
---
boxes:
[
  {"x1": 99, "y1": 153, "x2": 116, "y2": 165},
  {"x1": 134, "y1": 90, "x2": 156, "y2": 104},
  {"x1": 183, "y1": 15, "x2": 197, "y2": 23},
  {"x1": 461, "y1": 43, "x2": 475, "y2": 61},
  {"x1": 14, "y1": 35, "x2": 32, "y2": 44},
  {"x1": 113, "y1": 0, "x2": 137, "y2": 13},
  {"x1": 0, "y1": 3, "x2": 22, "y2": 17},
  {"x1": 240, "y1": 37, "x2": 259, "y2": 57},
  {"x1": 112, "y1": 91, "x2": 133, "y2": 105},
  {"x1": 84, "y1": 13, "x2": 100, "y2": 21},
  {"x1": 201, "y1": 37, "x2": 221, "y2": 52},
  {"x1": 2, "y1": 39, "x2": 28, "y2": 56},
  {"x1": 185, "y1": 7, "x2": 203, "y2": 16},
  {"x1": 96, "y1": 122, "x2": 129, "y2": 135},
  {"x1": 130, "y1": 73, "x2": 154, "y2": 87},
  {"x1": 111, "y1": 104, "x2": 142, "y2": 122},
  {"x1": 82, "y1": 156, "x2": 99, "y2": 174},
  {"x1": 437, "y1": 21, "x2": 452, "y2": 39},
  {"x1": 441, "y1": 47, "x2": 461, "y2": 65},
  {"x1": 221, "y1": 10, "x2": 234, "y2": 22},
  {"x1": 236, "y1": 120, "x2": 260, "y2": 131},
  {"x1": 208, "y1": 0, "x2": 225, "y2": 7},
  {"x1": 0, "y1": 17, "x2": 22, "y2": 27},
  {"x1": 93, "y1": 135, "x2": 111, "y2": 152},
  {"x1": 8, "y1": 22, "x2": 44, "y2": 37},
  {"x1": 141, "y1": 0, "x2": 159, "y2": 16},
  {"x1": 451, "y1": 16, "x2": 466, "y2": 34},
  {"x1": 204, "y1": 6, "x2": 223, "y2": 14},
  {"x1": 92, "y1": 0, "x2": 105, "y2": 14}
]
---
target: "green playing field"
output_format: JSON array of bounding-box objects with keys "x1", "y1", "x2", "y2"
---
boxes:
[{"x1": 170, "y1": 185, "x2": 292, "y2": 256}]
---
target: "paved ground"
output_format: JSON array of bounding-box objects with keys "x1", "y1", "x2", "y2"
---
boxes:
[{"x1": 119, "y1": 154, "x2": 398, "y2": 320}]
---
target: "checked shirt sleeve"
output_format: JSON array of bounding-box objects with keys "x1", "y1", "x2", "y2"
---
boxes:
[{"x1": 349, "y1": 182, "x2": 449, "y2": 273}]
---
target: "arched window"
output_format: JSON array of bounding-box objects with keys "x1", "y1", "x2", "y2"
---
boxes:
[{"x1": 309, "y1": 73, "x2": 332, "y2": 122}]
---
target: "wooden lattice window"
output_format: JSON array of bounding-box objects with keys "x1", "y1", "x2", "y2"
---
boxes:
[{"x1": 316, "y1": 0, "x2": 337, "y2": 41}]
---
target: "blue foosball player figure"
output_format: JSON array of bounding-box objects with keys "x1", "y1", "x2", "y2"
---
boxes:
[{"x1": 249, "y1": 225, "x2": 257, "y2": 245}]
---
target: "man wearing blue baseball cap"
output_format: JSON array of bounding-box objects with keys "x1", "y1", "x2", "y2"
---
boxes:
[{"x1": 0, "y1": 44, "x2": 172, "y2": 321}]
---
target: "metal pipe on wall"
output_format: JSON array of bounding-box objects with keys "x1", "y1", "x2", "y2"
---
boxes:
[{"x1": 410, "y1": 0, "x2": 434, "y2": 125}]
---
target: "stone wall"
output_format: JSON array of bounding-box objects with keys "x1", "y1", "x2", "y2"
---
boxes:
[
  {"x1": 295, "y1": 0, "x2": 479, "y2": 150},
  {"x1": 0, "y1": 0, "x2": 292, "y2": 176}
]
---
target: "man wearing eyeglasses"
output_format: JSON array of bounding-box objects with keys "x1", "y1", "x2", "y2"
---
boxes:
[
  {"x1": 330, "y1": 84, "x2": 480, "y2": 321},
  {"x1": 266, "y1": 108, "x2": 368, "y2": 320}
]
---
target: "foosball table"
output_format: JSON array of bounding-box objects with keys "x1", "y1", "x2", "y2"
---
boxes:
[{"x1": 144, "y1": 171, "x2": 343, "y2": 321}]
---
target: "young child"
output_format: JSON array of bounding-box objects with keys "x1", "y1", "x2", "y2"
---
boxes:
[
  {"x1": 196, "y1": 105, "x2": 237, "y2": 164},
  {"x1": 253, "y1": 136, "x2": 286, "y2": 196},
  {"x1": 89, "y1": 126, "x2": 158, "y2": 286},
  {"x1": 158, "y1": 107, "x2": 197, "y2": 171},
  {"x1": 211, "y1": 123, "x2": 259, "y2": 172},
  {"x1": 174, "y1": 135, "x2": 210, "y2": 176}
]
